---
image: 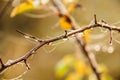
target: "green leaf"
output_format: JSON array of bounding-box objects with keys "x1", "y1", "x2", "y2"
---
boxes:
[{"x1": 55, "y1": 61, "x2": 70, "y2": 78}]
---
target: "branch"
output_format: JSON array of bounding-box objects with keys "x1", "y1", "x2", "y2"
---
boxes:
[
  {"x1": 0, "y1": 58, "x2": 4, "y2": 67},
  {"x1": 50, "y1": 0, "x2": 120, "y2": 80},
  {"x1": 16, "y1": 30, "x2": 43, "y2": 42},
  {"x1": 94, "y1": 14, "x2": 97, "y2": 24},
  {"x1": 0, "y1": 0, "x2": 120, "y2": 79},
  {"x1": 0, "y1": 19, "x2": 120, "y2": 73},
  {"x1": 51, "y1": 0, "x2": 101, "y2": 79}
]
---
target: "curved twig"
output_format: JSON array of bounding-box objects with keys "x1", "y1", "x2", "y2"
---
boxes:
[{"x1": 0, "y1": 20, "x2": 120, "y2": 73}]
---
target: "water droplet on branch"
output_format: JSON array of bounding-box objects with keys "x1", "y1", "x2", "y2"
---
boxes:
[
  {"x1": 24, "y1": 35, "x2": 30, "y2": 39},
  {"x1": 107, "y1": 46, "x2": 114, "y2": 53},
  {"x1": 63, "y1": 38, "x2": 68, "y2": 41}
]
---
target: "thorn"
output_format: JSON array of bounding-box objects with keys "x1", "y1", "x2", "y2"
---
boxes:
[
  {"x1": 0, "y1": 58, "x2": 4, "y2": 67},
  {"x1": 24, "y1": 60, "x2": 30, "y2": 70},
  {"x1": 94, "y1": 14, "x2": 97, "y2": 24},
  {"x1": 109, "y1": 30, "x2": 113, "y2": 45},
  {"x1": 64, "y1": 30, "x2": 68, "y2": 38},
  {"x1": 16, "y1": 29, "x2": 26, "y2": 36},
  {"x1": 101, "y1": 20, "x2": 107, "y2": 24}
]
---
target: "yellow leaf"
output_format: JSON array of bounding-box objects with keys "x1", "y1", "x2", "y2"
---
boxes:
[
  {"x1": 63, "y1": 0, "x2": 74, "y2": 4},
  {"x1": 55, "y1": 55, "x2": 74, "y2": 78},
  {"x1": 98, "y1": 64, "x2": 108, "y2": 73},
  {"x1": 28, "y1": 0, "x2": 33, "y2": 4},
  {"x1": 67, "y1": 3, "x2": 82, "y2": 12},
  {"x1": 74, "y1": 60, "x2": 92, "y2": 76},
  {"x1": 55, "y1": 62, "x2": 70, "y2": 78},
  {"x1": 67, "y1": 3, "x2": 76, "y2": 12},
  {"x1": 10, "y1": 2, "x2": 34, "y2": 17},
  {"x1": 65, "y1": 72, "x2": 81, "y2": 80},
  {"x1": 59, "y1": 15, "x2": 72, "y2": 30},
  {"x1": 74, "y1": 60, "x2": 86, "y2": 76},
  {"x1": 83, "y1": 30, "x2": 91, "y2": 43}
]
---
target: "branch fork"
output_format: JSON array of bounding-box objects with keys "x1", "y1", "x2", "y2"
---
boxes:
[
  {"x1": 0, "y1": 58, "x2": 4, "y2": 68},
  {"x1": 0, "y1": 1, "x2": 120, "y2": 80},
  {"x1": 24, "y1": 59, "x2": 30, "y2": 70},
  {"x1": 0, "y1": 18, "x2": 120, "y2": 76}
]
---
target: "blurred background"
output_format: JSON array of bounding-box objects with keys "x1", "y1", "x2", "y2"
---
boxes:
[{"x1": 0, "y1": 0, "x2": 120, "y2": 80}]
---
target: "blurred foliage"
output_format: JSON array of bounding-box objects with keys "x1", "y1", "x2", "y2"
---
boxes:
[
  {"x1": 83, "y1": 30, "x2": 91, "y2": 43},
  {"x1": 11, "y1": 0, "x2": 34, "y2": 17},
  {"x1": 59, "y1": 15, "x2": 72, "y2": 30},
  {"x1": 10, "y1": 0, "x2": 50, "y2": 17},
  {"x1": 0, "y1": 0, "x2": 120, "y2": 80},
  {"x1": 55, "y1": 54, "x2": 113, "y2": 80}
]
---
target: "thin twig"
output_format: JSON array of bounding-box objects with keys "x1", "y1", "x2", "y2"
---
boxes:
[
  {"x1": 0, "y1": 1, "x2": 120, "y2": 79},
  {"x1": 94, "y1": 14, "x2": 97, "y2": 24},
  {"x1": 51, "y1": 0, "x2": 101, "y2": 80},
  {"x1": 16, "y1": 30, "x2": 43, "y2": 42},
  {"x1": 0, "y1": 58, "x2": 4, "y2": 67},
  {"x1": 51, "y1": 0, "x2": 107, "y2": 80},
  {"x1": 109, "y1": 30, "x2": 113, "y2": 45},
  {"x1": 24, "y1": 59, "x2": 30, "y2": 70},
  {"x1": 0, "y1": 15, "x2": 120, "y2": 73}
]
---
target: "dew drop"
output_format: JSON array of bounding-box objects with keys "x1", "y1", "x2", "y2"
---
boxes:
[
  {"x1": 91, "y1": 28, "x2": 94, "y2": 30},
  {"x1": 94, "y1": 45, "x2": 101, "y2": 52},
  {"x1": 110, "y1": 42, "x2": 113, "y2": 46},
  {"x1": 6, "y1": 60, "x2": 13, "y2": 65},
  {"x1": 107, "y1": 46, "x2": 114, "y2": 54},
  {"x1": 35, "y1": 39, "x2": 38, "y2": 42},
  {"x1": 24, "y1": 35, "x2": 30, "y2": 39},
  {"x1": 63, "y1": 38, "x2": 68, "y2": 41},
  {"x1": 32, "y1": 51, "x2": 35, "y2": 53},
  {"x1": 47, "y1": 42, "x2": 52, "y2": 45},
  {"x1": 72, "y1": 35, "x2": 75, "y2": 37},
  {"x1": 80, "y1": 32, "x2": 84, "y2": 35}
]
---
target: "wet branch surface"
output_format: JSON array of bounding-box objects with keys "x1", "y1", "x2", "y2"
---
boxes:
[{"x1": 0, "y1": 19, "x2": 120, "y2": 73}]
